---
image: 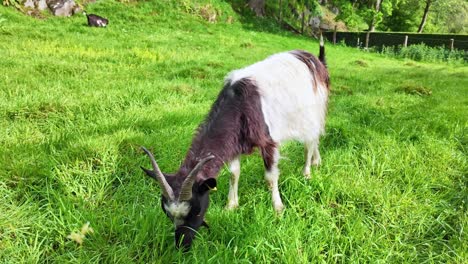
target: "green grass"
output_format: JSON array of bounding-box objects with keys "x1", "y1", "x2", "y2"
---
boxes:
[{"x1": 1, "y1": 0, "x2": 467, "y2": 262}]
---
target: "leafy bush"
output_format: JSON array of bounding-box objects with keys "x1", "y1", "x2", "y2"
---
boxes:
[
  {"x1": 396, "y1": 82, "x2": 432, "y2": 96},
  {"x1": 353, "y1": 59, "x2": 369, "y2": 67},
  {"x1": 0, "y1": 13, "x2": 5, "y2": 27},
  {"x1": 380, "y1": 43, "x2": 466, "y2": 63},
  {"x1": 2, "y1": 0, "x2": 22, "y2": 9},
  {"x1": 179, "y1": 0, "x2": 236, "y2": 23},
  {"x1": 0, "y1": 13, "x2": 12, "y2": 35}
]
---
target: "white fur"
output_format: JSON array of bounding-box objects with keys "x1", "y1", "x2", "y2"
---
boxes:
[
  {"x1": 228, "y1": 52, "x2": 328, "y2": 144},
  {"x1": 226, "y1": 51, "x2": 329, "y2": 211},
  {"x1": 164, "y1": 202, "x2": 190, "y2": 225},
  {"x1": 226, "y1": 157, "x2": 241, "y2": 209},
  {"x1": 264, "y1": 148, "x2": 283, "y2": 212}
]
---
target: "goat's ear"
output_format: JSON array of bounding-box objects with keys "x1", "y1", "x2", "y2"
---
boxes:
[
  {"x1": 141, "y1": 166, "x2": 157, "y2": 180},
  {"x1": 198, "y1": 178, "x2": 217, "y2": 194}
]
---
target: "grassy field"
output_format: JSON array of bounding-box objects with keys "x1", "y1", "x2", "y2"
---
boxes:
[{"x1": 1, "y1": 0, "x2": 467, "y2": 263}]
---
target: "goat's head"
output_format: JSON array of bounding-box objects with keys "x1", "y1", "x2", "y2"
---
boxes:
[{"x1": 140, "y1": 147, "x2": 216, "y2": 250}]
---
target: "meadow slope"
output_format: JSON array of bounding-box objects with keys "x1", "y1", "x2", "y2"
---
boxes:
[{"x1": 0, "y1": 1, "x2": 467, "y2": 263}]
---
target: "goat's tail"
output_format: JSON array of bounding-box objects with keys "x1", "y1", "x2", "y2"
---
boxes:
[{"x1": 319, "y1": 34, "x2": 327, "y2": 68}]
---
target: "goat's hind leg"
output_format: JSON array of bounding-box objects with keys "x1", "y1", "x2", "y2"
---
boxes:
[
  {"x1": 226, "y1": 157, "x2": 240, "y2": 210},
  {"x1": 312, "y1": 140, "x2": 321, "y2": 166},
  {"x1": 303, "y1": 139, "x2": 321, "y2": 179},
  {"x1": 261, "y1": 145, "x2": 284, "y2": 213}
]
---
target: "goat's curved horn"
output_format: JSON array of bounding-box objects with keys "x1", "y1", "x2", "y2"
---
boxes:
[
  {"x1": 179, "y1": 155, "x2": 215, "y2": 201},
  {"x1": 141, "y1": 147, "x2": 175, "y2": 201}
]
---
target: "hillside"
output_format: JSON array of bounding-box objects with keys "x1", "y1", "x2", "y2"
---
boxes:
[{"x1": 0, "y1": 1, "x2": 467, "y2": 263}]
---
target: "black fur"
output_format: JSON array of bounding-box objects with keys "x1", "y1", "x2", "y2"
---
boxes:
[
  {"x1": 143, "y1": 78, "x2": 275, "y2": 250},
  {"x1": 85, "y1": 13, "x2": 108, "y2": 27}
]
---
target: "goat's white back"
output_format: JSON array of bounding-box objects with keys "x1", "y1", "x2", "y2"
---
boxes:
[{"x1": 227, "y1": 52, "x2": 328, "y2": 144}]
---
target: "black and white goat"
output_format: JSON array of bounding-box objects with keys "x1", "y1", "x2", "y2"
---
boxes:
[
  {"x1": 83, "y1": 12, "x2": 108, "y2": 27},
  {"x1": 141, "y1": 37, "x2": 330, "y2": 250}
]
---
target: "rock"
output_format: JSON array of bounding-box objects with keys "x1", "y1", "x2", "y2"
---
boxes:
[
  {"x1": 37, "y1": 0, "x2": 48, "y2": 11},
  {"x1": 23, "y1": 0, "x2": 80, "y2": 17},
  {"x1": 46, "y1": 0, "x2": 77, "y2": 17},
  {"x1": 309, "y1": 16, "x2": 321, "y2": 28},
  {"x1": 331, "y1": 7, "x2": 339, "y2": 15},
  {"x1": 24, "y1": 0, "x2": 35, "y2": 8},
  {"x1": 73, "y1": 5, "x2": 82, "y2": 14}
]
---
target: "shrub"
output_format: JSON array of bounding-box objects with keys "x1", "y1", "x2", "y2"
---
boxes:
[
  {"x1": 2, "y1": 0, "x2": 22, "y2": 9},
  {"x1": 396, "y1": 82, "x2": 432, "y2": 96},
  {"x1": 380, "y1": 43, "x2": 466, "y2": 64}
]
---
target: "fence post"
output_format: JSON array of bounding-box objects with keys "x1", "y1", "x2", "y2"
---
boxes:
[
  {"x1": 450, "y1": 39, "x2": 454, "y2": 51},
  {"x1": 403, "y1": 35, "x2": 408, "y2": 47},
  {"x1": 357, "y1": 37, "x2": 360, "y2": 48},
  {"x1": 333, "y1": 25, "x2": 337, "y2": 45}
]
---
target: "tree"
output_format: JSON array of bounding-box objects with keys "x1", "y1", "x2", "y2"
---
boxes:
[
  {"x1": 429, "y1": 0, "x2": 467, "y2": 33},
  {"x1": 248, "y1": 0, "x2": 266, "y2": 17},
  {"x1": 330, "y1": 0, "x2": 398, "y2": 31},
  {"x1": 417, "y1": 0, "x2": 431, "y2": 33},
  {"x1": 368, "y1": 0, "x2": 383, "y2": 32},
  {"x1": 332, "y1": 0, "x2": 367, "y2": 30},
  {"x1": 380, "y1": 0, "x2": 422, "y2": 32},
  {"x1": 415, "y1": 0, "x2": 467, "y2": 33}
]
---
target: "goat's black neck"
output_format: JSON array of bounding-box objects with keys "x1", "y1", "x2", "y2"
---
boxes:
[
  {"x1": 179, "y1": 109, "x2": 243, "y2": 181},
  {"x1": 177, "y1": 78, "x2": 268, "y2": 182}
]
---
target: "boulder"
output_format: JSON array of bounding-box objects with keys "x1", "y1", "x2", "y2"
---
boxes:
[
  {"x1": 46, "y1": 0, "x2": 78, "y2": 17},
  {"x1": 24, "y1": 0, "x2": 35, "y2": 8},
  {"x1": 23, "y1": 0, "x2": 80, "y2": 16},
  {"x1": 37, "y1": 0, "x2": 48, "y2": 11}
]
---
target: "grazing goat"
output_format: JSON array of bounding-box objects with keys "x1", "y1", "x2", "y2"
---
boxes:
[
  {"x1": 83, "y1": 12, "x2": 108, "y2": 27},
  {"x1": 141, "y1": 37, "x2": 330, "y2": 250}
]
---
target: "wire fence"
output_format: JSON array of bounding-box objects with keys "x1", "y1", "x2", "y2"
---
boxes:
[{"x1": 322, "y1": 31, "x2": 468, "y2": 51}]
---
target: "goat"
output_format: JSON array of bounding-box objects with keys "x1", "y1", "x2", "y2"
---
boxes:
[
  {"x1": 141, "y1": 36, "x2": 330, "y2": 250},
  {"x1": 83, "y1": 12, "x2": 108, "y2": 27}
]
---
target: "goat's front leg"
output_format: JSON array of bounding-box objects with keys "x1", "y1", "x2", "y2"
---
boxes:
[
  {"x1": 262, "y1": 146, "x2": 284, "y2": 213},
  {"x1": 226, "y1": 157, "x2": 240, "y2": 210}
]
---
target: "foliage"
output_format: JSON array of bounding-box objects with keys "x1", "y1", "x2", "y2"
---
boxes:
[
  {"x1": 0, "y1": 1, "x2": 467, "y2": 263},
  {"x1": 381, "y1": 0, "x2": 467, "y2": 33},
  {"x1": 381, "y1": 43, "x2": 466, "y2": 63},
  {"x1": 178, "y1": 0, "x2": 239, "y2": 24},
  {"x1": 279, "y1": 0, "x2": 321, "y2": 32},
  {"x1": 0, "y1": 13, "x2": 6, "y2": 29},
  {"x1": 396, "y1": 82, "x2": 432, "y2": 96},
  {"x1": 330, "y1": 0, "x2": 398, "y2": 31},
  {"x1": 426, "y1": 0, "x2": 468, "y2": 34},
  {"x1": 227, "y1": 0, "x2": 323, "y2": 34},
  {"x1": 2, "y1": 0, "x2": 21, "y2": 10},
  {"x1": 332, "y1": 0, "x2": 367, "y2": 30},
  {"x1": 328, "y1": 0, "x2": 467, "y2": 33},
  {"x1": 380, "y1": 0, "x2": 422, "y2": 32}
]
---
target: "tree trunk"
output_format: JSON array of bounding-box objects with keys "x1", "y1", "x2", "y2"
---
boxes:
[
  {"x1": 369, "y1": 0, "x2": 383, "y2": 32},
  {"x1": 418, "y1": 0, "x2": 432, "y2": 33},
  {"x1": 301, "y1": 8, "x2": 305, "y2": 34},
  {"x1": 248, "y1": 0, "x2": 266, "y2": 17},
  {"x1": 279, "y1": 0, "x2": 282, "y2": 22}
]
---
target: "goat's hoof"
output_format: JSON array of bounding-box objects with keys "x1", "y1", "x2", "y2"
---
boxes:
[
  {"x1": 225, "y1": 202, "x2": 239, "y2": 210},
  {"x1": 274, "y1": 203, "x2": 285, "y2": 214},
  {"x1": 303, "y1": 168, "x2": 311, "y2": 179},
  {"x1": 312, "y1": 158, "x2": 321, "y2": 167}
]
